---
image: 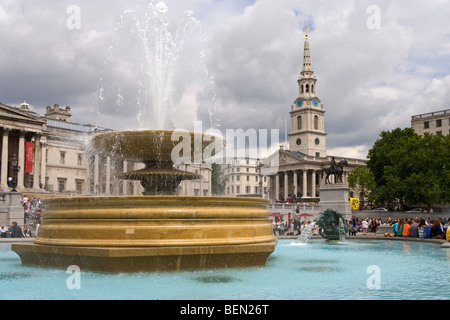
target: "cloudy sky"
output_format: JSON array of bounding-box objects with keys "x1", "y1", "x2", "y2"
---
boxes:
[{"x1": 1, "y1": 0, "x2": 450, "y2": 159}]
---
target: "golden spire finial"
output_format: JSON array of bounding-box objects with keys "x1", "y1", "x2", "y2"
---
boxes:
[{"x1": 305, "y1": 26, "x2": 309, "y2": 38}]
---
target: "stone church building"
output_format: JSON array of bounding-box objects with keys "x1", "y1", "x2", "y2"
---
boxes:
[{"x1": 260, "y1": 31, "x2": 366, "y2": 202}]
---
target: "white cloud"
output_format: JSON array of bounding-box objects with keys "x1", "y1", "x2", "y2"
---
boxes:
[{"x1": 0, "y1": 0, "x2": 449, "y2": 155}]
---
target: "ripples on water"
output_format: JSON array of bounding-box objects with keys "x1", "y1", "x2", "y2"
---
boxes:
[{"x1": 1, "y1": 240, "x2": 449, "y2": 300}]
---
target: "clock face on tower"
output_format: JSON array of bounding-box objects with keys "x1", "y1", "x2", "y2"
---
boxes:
[
  {"x1": 296, "y1": 99, "x2": 303, "y2": 107},
  {"x1": 313, "y1": 98, "x2": 319, "y2": 107}
]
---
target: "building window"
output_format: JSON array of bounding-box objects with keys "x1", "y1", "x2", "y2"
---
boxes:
[
  {"x1": 76, "y1": 179, "x2": 83, "y2": 194},
  {"x1": 246, "y1": 186, "x2": 251, "y2": 194},
  {"x1": 297, "y1": 116, "x2": 302, "y2": 130},
  {"x1": 194, "y1": 189, "x2": 199, "y2": 196},
  {"x1": 78, "y1": 154, "x2": 83, "y2": 166},
  {"x1": 236, "y1": 186, "x2": 240, "y2": 194},
  {"x1": 424, "y1": 121, "x2": 429, "y2": 129},
  {"x1": 247, "y1": 175, "x2": 250, "y2": 181},
  {"x1": 305, "y1": 84, "x2": 309, "y2": 92},
  {"x1": 314, "y1": 115, "x2": 319, "y2": 130},
  {"x1": 58, "y1": 178, "x2": 66, "y2": 193},
  {"x1": 436, "y1": 119, "x2": 442, "y2": 127},
  {"x1": 246, "y1": 168, "x2": 249, "y2": 172},
  {"x1": 60, "y1": 151, "x2": 66, "y2": 165},
  {"x1": 236, "y1": 175, "x2": 240, "y2": 181}
]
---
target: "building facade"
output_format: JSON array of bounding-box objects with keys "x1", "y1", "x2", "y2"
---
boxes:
[
  {"x1": 411, "y1": 109, "x2": 449, "y2": 136},
  {"x1": 0, "y1": 102, "x2": 211, "y2": 197},
  {"x1": 224, "y1": 157, "x2": 270, "y2": 198}
]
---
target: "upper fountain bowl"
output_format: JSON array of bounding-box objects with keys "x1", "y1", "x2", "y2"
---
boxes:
[{"x1": 91, "y1": 130, "x2": 220, "y2": 163}]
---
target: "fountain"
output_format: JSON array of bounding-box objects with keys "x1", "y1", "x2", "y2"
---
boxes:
[
  {"x1": 292, "y1": 222, "x2": 316, "y2": 245},
  {"x1": 315, "y1": 209, "x2": 348, "y2": 242},
  {"x1": 11, "y1": 130, "x2": 276, "y2": 272},
  {"x1": 11, "y1": 3, "x2": 276, "y2": 272}
]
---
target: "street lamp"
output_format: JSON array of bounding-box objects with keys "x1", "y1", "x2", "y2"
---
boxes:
[{"x1": 9, "y1": 155, "x2": 20, "y2": 192}]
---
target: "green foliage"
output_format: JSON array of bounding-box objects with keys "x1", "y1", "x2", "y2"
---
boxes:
[
  {"x1": 347, "y1": 166, "x2": 376, "y2": 201},
  {"x1": 366, "y1": 128, "x2": 450, "y2": 209}
]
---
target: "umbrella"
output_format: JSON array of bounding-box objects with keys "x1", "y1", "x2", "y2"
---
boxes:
[
  {"x1": 270, "y1": 212, "x2": 283, "y2": 217},
  {"x1": 298, "y1": 213, "x2": 313, "y2": 217}
]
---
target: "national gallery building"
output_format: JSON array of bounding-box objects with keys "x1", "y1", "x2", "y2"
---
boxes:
[{"x1": 0, "y1": 102, "x2": 212, "y2": 197}]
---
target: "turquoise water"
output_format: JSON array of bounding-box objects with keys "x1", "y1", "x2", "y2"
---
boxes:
[{"x1": 1, "y1": 240, "x2": 449, "y2": 300}]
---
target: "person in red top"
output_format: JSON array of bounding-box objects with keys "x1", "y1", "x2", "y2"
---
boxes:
[{"x1": 402, "y1": 219, "x2": 411, "y2": 237}]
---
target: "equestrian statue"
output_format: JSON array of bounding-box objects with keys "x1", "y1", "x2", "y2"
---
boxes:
[{"x1": 321, "y1": 157, "x2": 348, "y2": 184}]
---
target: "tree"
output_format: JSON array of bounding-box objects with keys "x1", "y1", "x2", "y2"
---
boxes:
[
  {"x1": 367, "y1": 128, "x2": 450, "y2": 211},
  {"x1": 348, "y1": 166, "x2": 376, "y2": 208}
]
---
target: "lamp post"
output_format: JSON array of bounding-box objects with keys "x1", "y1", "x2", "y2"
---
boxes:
[{"x1": 9, "y1": 155, "x2": 20, "y2": 192}]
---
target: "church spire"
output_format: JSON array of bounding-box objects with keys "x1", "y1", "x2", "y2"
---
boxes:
[{"x1": 301, "y1": 27, "x2": 313, "y2": 74}]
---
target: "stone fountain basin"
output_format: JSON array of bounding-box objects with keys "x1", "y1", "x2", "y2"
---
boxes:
[
  {"x1": 90, "y1": 130, "x2": 218, "y2": 162},
  {"x1": 12, "y1": 196, "x2": 276, "y2": 272}
]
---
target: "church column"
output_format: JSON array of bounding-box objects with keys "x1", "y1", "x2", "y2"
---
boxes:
[
  {"x1": 284, "y1": 171, "x2": 289, "y2": 200},
  {"x1": 17, "y1": 131, "x2": 25, "y2": 190},
  {"x1": 32, "y1": 135, "x2": 41, "y2": 189},
  {"x1": 293, "y1": 170, "x2": 298, "y2": 198},
  {"x1": 1, "y1": 129, "x2": 9, "y2": 188},
  {"x1": 302, "y1": 170, "x2": 308, "y2": 198},
  {"x1": 275, "y1": 173, "x2": 280, "y2": 200},
  {"x1": 311, "y1": 170, "x2": 316, "y2": 197}
]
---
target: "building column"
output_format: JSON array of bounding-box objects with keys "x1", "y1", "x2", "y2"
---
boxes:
[
  {"x1": 275, "y1": 173, "x2": 280, "y2": 200},
  {"x1": 122, "y1": 161, "x2": 128, "y2": 195},
  {"x1": 32, "y1": 135, "x2": 41, "y2": 189},
  {"x1": 293, "y1": 170, "x2": 298, "y2": 198},
  {"x1": 40, "y1": 141, "x2": 47, "y2": 189},
  {"x1": 94, "y1": 154, "x2": 99, "y2": 195},
  {"x1": 17, "y1": 131, "x2": 25, "y2": 190},
  {"x1": 311, "y1": 170, "x2": 316, "y2": 197},
  {"x1": 284, "y1": 171, "x2": 289, "y2": 200},
  {"x1": 302, "y1": 169, "x2": 308, "y2": 198},
  {"x1": 1, "y1": 129, "x2": 9, "y2": 188},
  {"x1": 105, "y1": 156, "x2": 111, "y2": 195}
]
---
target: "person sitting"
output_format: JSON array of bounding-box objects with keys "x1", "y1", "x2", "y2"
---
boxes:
[
  {"x1": 0, "y1": 225, "x2": 8, "y2": 238},
  {"x1": 402, "y1": 219, "x2": 411, "y2": 237},
  {"x1": 430, "y1": 220, "x2": 443, "y2": 239},
  {"x1": 9, "y1": 221, "x2": 24, "y2": 238}
]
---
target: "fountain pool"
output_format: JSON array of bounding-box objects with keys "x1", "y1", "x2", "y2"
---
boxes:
[{"x1": 2, "y1": 239, "x2": 449, "y2": 300}]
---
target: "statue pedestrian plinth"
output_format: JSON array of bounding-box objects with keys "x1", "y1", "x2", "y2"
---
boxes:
[{"x1": 318, "y1": 183, "x2": 352, "y2": 220}]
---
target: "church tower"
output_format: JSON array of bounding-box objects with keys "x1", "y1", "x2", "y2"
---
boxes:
[{"x1": 289, "y1": 29, "x2": 327, "y2": 157}]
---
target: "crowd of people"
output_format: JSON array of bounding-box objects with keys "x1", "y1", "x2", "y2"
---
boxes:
[
  {"x1": 383, "y1": 217, "x2": 449, "y2": 239},
  {"x1": 271, "y1": 215, "x2": 450, "y2": 241},
  {"x1": 0, "y1": 195, "x2": 41, "y2": 239}
]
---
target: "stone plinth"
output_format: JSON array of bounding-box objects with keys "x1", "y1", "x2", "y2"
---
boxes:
[
  {"x1": 318, "y1": 183, "x2": 352, "y2": 220},
  {"x1": 0, "y1": 192, "x2": 24, "y2": 227},
  {"x1": 12, "y1": 196, "x2": 276, "y2": 272}
]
